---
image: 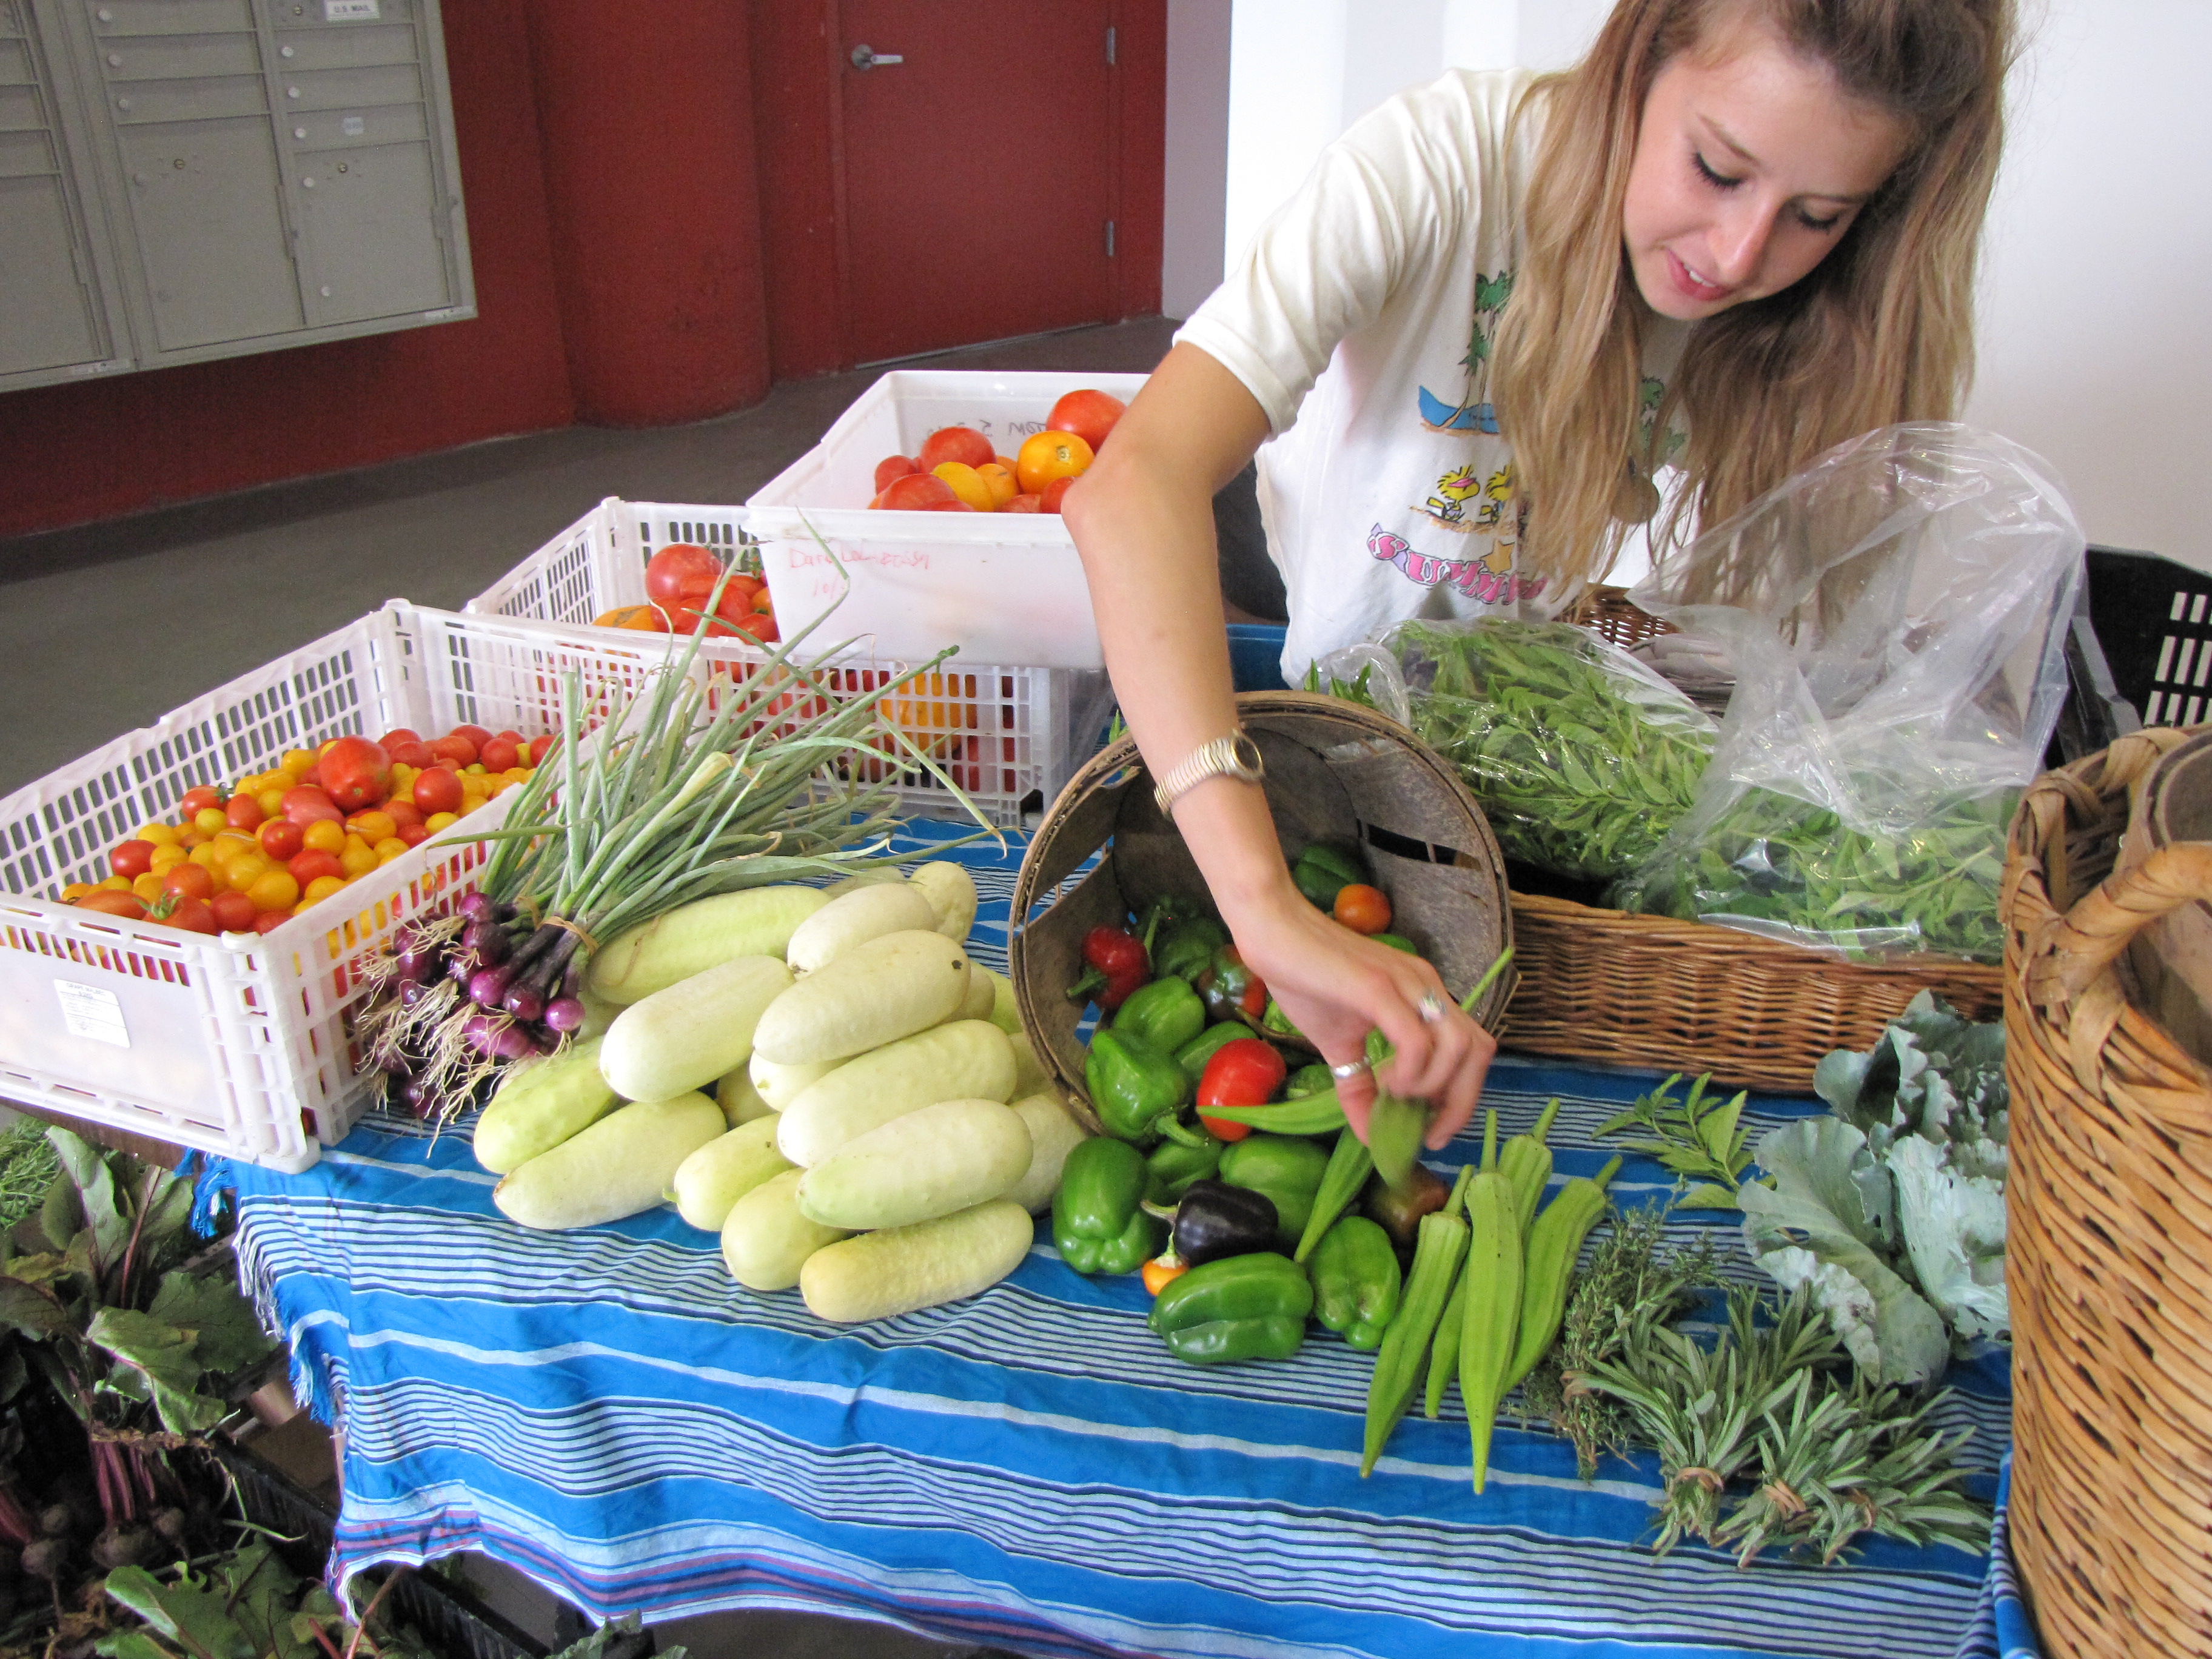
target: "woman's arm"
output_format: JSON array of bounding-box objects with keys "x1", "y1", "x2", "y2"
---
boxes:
[{"x1": 1061, "y1": 343, "x2": 1495, "y2": 1147}]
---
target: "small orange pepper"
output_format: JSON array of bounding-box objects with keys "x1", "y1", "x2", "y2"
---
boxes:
[{"x1": 1141, "y1": 1252, "x2": 1190, "y2": 1297}]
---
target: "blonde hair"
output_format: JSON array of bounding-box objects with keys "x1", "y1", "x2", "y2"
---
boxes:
[{"x1": 1490, "y1": 0, "x2": 2014, "y2": 594}]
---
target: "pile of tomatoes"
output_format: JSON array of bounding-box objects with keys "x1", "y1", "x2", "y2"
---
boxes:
[
  {"x1": 593, "y1": 542, "x2": 779, "y2": 642},
  {"x1": 63, "y1": 724, "x2": 554, "y2": 936},
  {"x1": 868, "y1": 387, "x2": 1125, "y2": 514}
]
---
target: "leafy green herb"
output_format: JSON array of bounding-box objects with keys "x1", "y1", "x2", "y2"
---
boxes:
[
  {"x1": 1380, "y1": 620, "x2": 1717, "y2": 882},
  {"x1": 0, "y1": 1115, "x2": 59, "y2": 1235},
  {"x1": 1518, "y1": 1200, "x2": 1721, "y2": 1478},
  {"x1": 1592, "y1": 1073, "x2": 1756, "y2": 1208},
  {"x1": 1616, "y1": 784, "x2": 2014, "y2": 963}
]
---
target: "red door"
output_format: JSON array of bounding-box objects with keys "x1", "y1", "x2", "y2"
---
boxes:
[{"x1": 837, "y1": 1, "x2": 1118, "y2": 363}]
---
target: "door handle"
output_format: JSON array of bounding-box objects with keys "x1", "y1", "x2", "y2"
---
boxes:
[{"x1": 850, "y1": 44, "x2": 903, "y2": 70}]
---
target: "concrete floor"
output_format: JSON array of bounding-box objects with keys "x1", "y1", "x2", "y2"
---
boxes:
[
  {"x1": 0, "y1": 318, "x2": 1184, "y2": 1658},
  {"x1": 0, "y1": 317, "x2": 1179, "y2": 803}
]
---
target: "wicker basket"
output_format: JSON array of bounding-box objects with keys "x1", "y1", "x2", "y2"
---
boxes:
[
  {"x1": 1008, "y1": 692, "x2": 1513, "y2": 1129},
  {"x1": 2003, "y1": 725, "x2": 2212, "y2": 1659},
  {"x1": 1500, "y1": 892, "x2": 2003, "y2": 1093}
]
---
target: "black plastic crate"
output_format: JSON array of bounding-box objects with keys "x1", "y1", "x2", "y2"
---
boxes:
[{"x1": 2085, "y1": 544, "x2": 2211, "y2": 730}]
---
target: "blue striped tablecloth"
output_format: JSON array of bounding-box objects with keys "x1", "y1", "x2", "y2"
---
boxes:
[{"x1": 201, "y1": 820, "x2": 2040, "y2": 1659}]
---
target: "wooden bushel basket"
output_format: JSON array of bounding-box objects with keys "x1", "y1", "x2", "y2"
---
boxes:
[
  {"x1": 2003, "y1": 726, "x2": 2212, "y2": 1658},
  {"x1": 1008, "y1": 693, "x2": 1513, "y2": 1129}
]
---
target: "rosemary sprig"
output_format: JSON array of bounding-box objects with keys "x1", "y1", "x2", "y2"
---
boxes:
[{"x1": 1591, "y1": 1072, "x2": 1757, "y2": 1208}]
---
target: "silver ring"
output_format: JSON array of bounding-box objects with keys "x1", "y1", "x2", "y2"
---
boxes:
[
  {"x1": 1328, "y1": 1057, "x2": 1372, "y2": 1081},
  {"x1": 1416, "y1": 993, "x2": 1446, "y2": 1025}
]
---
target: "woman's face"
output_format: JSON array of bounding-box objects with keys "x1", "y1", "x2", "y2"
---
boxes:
[{"x1": 1621, "y1": 24, "x2": 1910, "y2": 321}]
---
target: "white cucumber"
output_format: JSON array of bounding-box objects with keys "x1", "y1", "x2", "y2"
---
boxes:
[
  {"x1": 1002, "y1": 1092, "x2": 1090, "y2": 1213},
  {"x1": 588, "y1": 886, "x2": 828, "y2": 1004},
  {"x1": 785, "y1": 882, "x2": 939, "y2": 975},
  {"x1": 493, "y1": 1092, "x2": 725, "y2": 1230},
  {"x1": 956, "y1": 963, "x2": 997, "y2": 1022},
  {"x1": 715, "y1": 1065, "x2": 775, "y2": 1127},
  {"x1": 473, "y1": 1036, "x2": 620, "y2": 1175},
  {"x1": 1007, "y1": 1030, "x2": 1054, "y2": 1101},
  {"x1": 982, "y1": 967, "x2": 1021, "y2": 1034},
  {"x1": 722, "y1": 1168, "x2": 851, "y2": 1292},
  {"x1": 796, "y1": 1097, "x2": 1031, "y2": 1231},
  {"x1": 799, "y1": 1201, "x2": 1033, "y2": 1323},
  {"x1": 574, "y1": 983, "x2": 623, "y2": 1041},
  {"x1": 908, "y1": 862, "x2": 978, "y2": 942},
  {"x1": 775, "y1": 1020, "x2": 1015, "y2": 1168},
  {"x1": 819, "y1": 867, "x2": 906, "y2": 898},
  {"x1": 751, "y1": 930, "x2": 971, "y2": 1065},
  {"x1": 672, "y1": 1118, "x2": 794, "y2": 1232},
  {"x1": 751, "y1": 1051, "x2": 846, "y2": 1110},
  {"x1": 600, "y1": 954, "x2": 792, "y2": 1103}
]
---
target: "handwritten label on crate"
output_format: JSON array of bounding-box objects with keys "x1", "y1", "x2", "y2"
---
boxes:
[
  {"x1": 324, "y1": 0, "x2": 380, "y2": 19},
  {"x1": 56, "y1": 982, "x2": 129, "y2": 1050}
]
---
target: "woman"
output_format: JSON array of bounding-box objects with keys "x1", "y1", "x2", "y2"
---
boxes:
[{"x1": 1062, "y1": 0, "x2": 2011, "y2": 1143}]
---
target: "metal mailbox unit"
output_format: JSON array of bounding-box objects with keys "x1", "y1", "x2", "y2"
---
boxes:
[{"x1": 0, "y1": 0, "x2": 473, "y2": 392}]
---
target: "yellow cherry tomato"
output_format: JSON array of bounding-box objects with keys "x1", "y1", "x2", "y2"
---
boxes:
[
  {"x1": 138, "y1": 823, "x2": 181, "y2": 847},
  {"x1": 246, "y1": 868, "x2": 301, "y2": 912},
  {"x1": 280, "y1": 748, "x2": 317, "y2": 776},
  {"x1": 99, "y1": 874, "x2": 133, "y2": 893},
  {"x1": 349, "y1": 811, "x2": 397, "y2": 844},
  {"x1": 302, "y1": 819, "x2": 346, "y2": 855},
  {"x1": 132, "y1": 873, "x2": 166, "y2": 904},
  {"x1": 60, "y1": 882, "x2": 94, "y2": 902},
  {"x1": 373, "y1": 837, "x2": 408, "y2": 860},
  {"x1": 149, "y1": 846, "x2": 188, "y2": 874},
  {"x1": 192, "y1": 807, "x2": 228, "y2": 836},
  {"x1": 338, "y1": 839, "x2": 377, "y2": 879},
  {"x1": 301, "y1": 875, "x2": 346, "y2": 907},
  {"x1": 257, "y1": 788, "x2": 288, "y2": 819},
  {"x1": 424, "y1": 811, "x2": 459, "y2": 832},
  {"x1": 189, "y1": 843, "x2": 226, "y2": 871},
  {"x1": 224, "y1": 853, "x2": 273, "y2": 892}
]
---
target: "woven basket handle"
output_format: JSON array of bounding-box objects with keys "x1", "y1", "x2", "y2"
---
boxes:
[{"x1": 2035, "y1": 842, "x2": 2212, "y2": 1003}]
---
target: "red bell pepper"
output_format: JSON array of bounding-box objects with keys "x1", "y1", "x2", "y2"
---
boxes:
[
  {"x1": 1065, "y1": 923, "x2": 1150, "y2": 1011},
  {"x1": 1196, "y1": 1036, "x2": 1288, "y2": 1142}
]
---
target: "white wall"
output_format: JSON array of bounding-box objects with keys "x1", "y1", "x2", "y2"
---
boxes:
[
  {"x1": 1162, "y1": 0, "x2": 1234, "y2": 319},
  {"x1": 1188, "y1": 0, "x2": 2205, "y2": 568}
]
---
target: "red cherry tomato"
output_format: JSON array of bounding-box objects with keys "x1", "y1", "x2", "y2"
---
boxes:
[
  {"x1": 383, "y1": 800, "x2": 426, "y2": 831},
  {"x1": 427, "y1": 735, "x2": 477, "y2": 768},
  {"x1": 711, "y1": 574, "x2": 765, "y2": 624},
  {"x1": 1332, "y1": 883, "x2": 1393, "y2": 935},
  {"x1": 917, "y1": 426, "x2": 994, "y2": 471},
  {"x1": 224, "y1": 794, "x2": 265, "y2": 831},
  {"x1": 164, "y1": 863, "x2": 216, "y2": 901},
  {"x1": 494, "y1": 729, "x2": 523, "y2": 745},
  {"x1": 528, "y1": 734, "x2": 557, "y2": 766},
  {"x1": 292, "y1": 763, "x2": 322, "y2": 791},
  {"x1": 874, "y1": 454, "x2": 919, "y2": 492},
  {"x1": 110, "y1": 840, "x2": 156, "y2": 879},
  {"x1": 414, "y1": 767, "x2": 464, "y2": 816},
  {"x1": 449, "y1": 725, "x2": 494, "y2": 753},
  {"x1": 728, "y1": 610, "x2": 779, "y2": 643},
  {"x1": 478, "y1": 737, "x2": 520, "y2": 773},
  {"x1": 320, "y1": 739, "x2": 390, "y2": 814},
  {"x1": 1002, "y1": 493, "x2": 1045, "y2": 514},
  {"x1": 210, "y1": 891, "x2": 258, "y2": 933},
  {"x1": 258, "y1": 817, "x2": 306, "y2": 860},
  {"x1": 252, "y1": 908, "x2": 291, "y2": 935},
  {"x1": 1047, "y1": 389, "x2": 1127, "y2": 454},
  {"x1": 77, "y1": 890, "x2": 147, "y2": 920},
  {"x1": 645, "y1": 543, "x2": 724, "y2": 611},
  {"x1": 1040, "y1": 476, "x2": 1076, "y2": 513},
  {"x1": 397, "y1": 822, "x2": 430, "y2": 847},
  {"x1": 379, "y1": 728, "x2": 422, "y2": 753},
  {"x1": 179, "y1": 785, "x2": 224, "y2": 816},
  {"x1": 871, "y1": 473, "x2": 959, "y2": 511},
  {"x1": 163, "y1": 897, "x2": 219, "y2": 935},
  {"x1": 282, "y1": 786, "x2": 343, "y2": 826},
  {"x1": 288, "y1": 849, "x2": 344, "y2": 887},
  {"x1": 386, "y1": 739, "x2": 434, "y2": 768}
]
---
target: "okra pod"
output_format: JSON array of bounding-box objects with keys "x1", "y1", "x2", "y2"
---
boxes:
[
  {"x1": 1504, "y1": 1154, "x2": 1622, "y2": 1389},
  {"x1": 1201, "y1": 1089, "x2": 1347, "y2": 1136},
  {"x1": 1423, "y1": 1275, "x2": 1466, "y2": 1419},
  {"x1": 1294, "y1": 1124, "x2": 1375, "y2": 1262},
  {"x1": 1498, "y1": 1096, "x2": 1560, "y2": 1236},
  {"x1": 1458, "y1": 1111, "x2": 1523, "y2": 1493},
  {"x1": 1359, "y1": 1165, "x2": 1472, "y2": 1477},
  {"x1": 1364, "y1": 1027, "x2": 1426, "y2": 1192}
]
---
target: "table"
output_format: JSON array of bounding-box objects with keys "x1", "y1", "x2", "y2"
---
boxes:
[{"x1": 199, "y1": 822, "x2": 2036, "y2": 1659}]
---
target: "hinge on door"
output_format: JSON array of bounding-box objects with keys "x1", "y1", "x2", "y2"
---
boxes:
[
  {"x1": 1106, "y1": 220, "x2": 1116, "y2": 258},
  {"x1": 1106, "y1": 25, "x2": 1116, "y2": 65}
]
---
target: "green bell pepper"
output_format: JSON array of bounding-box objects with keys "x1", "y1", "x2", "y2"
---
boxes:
[
  {"x1": 1086, "y1": 1027, "x2": 1193, "y2": 1146},
  {"x1": 1052, "y1": 1138, "x2": 1160, "y2": 1275},
  {"x1": 1309, "y1": 1214, "x2": 1403, "y2": 1350},
  {"x1": 1370, "y1": 933, "x2": 1418, "y2": 955},
  {"x1": 1147, "y1": 1250, "x2": 1314, "y2": 1366},
  {"x1": 1218, "y1": 1133, "x2": 1332, "y2": 1251},
  {"x1": 1175, "y1": 1020, "x2": 1252, "y2": 1083},
  {"x1": 1154, "y1": 916, "x2": 1230, "y2": 982},
  {"x1": 1285, "y1": 1064, "x2": 1335, "y2": 1099},
  {"x1": 1293, "y1": 842, "x2": 1368, "y2": 911},
  {"x1": 1113, "y1": 975, "x2": 1207, "y2": 1054},
  {"x1": 1144, "y1": 1131, "x2": 1224, "y2": 1204}
]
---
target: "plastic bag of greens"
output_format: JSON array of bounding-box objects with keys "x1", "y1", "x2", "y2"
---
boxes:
[
  {"x1": 1614, "y1": 423, "x2": 2083, "y2": 962},
  {"x1": 1320, "y1": 617, "x2": 1718, "y2": 882}
]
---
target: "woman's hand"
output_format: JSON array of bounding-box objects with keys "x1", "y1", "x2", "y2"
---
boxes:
[{"x1": 1222, "y1": 874, "x2": 1495, "y2": 1149}]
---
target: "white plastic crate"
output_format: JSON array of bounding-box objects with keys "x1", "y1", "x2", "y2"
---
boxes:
[
  {"x1": 0, "y1": 602, "x2": 714, "y2": 1172},
  {"x1": 745, "y1": 369, "x2": 1147, "y2": 672},
  {"x1": 465, "y1": 497, "x2": 1114, "y2": 827}
]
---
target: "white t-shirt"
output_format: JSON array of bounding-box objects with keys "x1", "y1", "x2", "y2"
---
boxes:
[{"x1": 1177, "y1": 69, "x2": 1688, "y2": 680}]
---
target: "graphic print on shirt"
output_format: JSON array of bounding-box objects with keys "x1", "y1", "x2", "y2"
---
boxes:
[
  {"x1": 1366, "y1": 518, "x2": 1532, "y2": 605},
  {"x1": 1416, "y1": 270, "x2": 1514, "y2": 435}
]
